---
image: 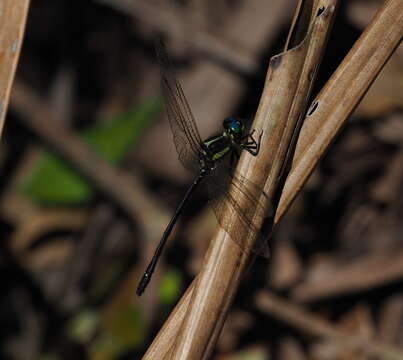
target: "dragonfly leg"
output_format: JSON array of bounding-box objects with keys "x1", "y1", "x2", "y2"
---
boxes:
[
  {"x1": 241, "y1": 130, "x2": 263, "y2": 156},
  {"x1": 241, "y1": 129, "x2": 256, "y2": 142}
]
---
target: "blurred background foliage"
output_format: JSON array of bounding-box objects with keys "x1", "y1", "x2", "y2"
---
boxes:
[
  {"x1": 1, "y1": 1, "x2": 403, "y2": 360},
  {"x1": 22, "y1": 99, "x2": 160, "y2": 204}
]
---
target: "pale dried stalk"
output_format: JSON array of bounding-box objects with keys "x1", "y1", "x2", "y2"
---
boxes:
[
  {"x1": 142, "y1": 0, "x2": 403, "y2": 359},
  {"x1": 0, "y1": 0, "x2": 30, "y2": 137},
  {"x1": 167, "y1": 3, "x2": 338, "y2": 360},
  {"x1": 276, "y1": 0, "x2": 403, "y2": 221},
  {"x1": 144, "y1": 1, "x2": 338, "y2": 359}
]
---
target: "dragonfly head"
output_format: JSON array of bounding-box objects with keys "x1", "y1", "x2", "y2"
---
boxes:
[{"x1": 223, "y1": 117, "x2": 244, "y2": 140}]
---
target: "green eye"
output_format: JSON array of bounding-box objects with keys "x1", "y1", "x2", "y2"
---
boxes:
[{"x1": 231, "y1": 124, "x2": 241, "y2": 133}]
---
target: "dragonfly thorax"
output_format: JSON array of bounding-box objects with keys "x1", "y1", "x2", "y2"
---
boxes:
[
  {"x1": 200, "y1": 117, "x2": 246, "y2": 164},
  {"x1": 201, "y1": 134, "x2": 232, "y2": 164}
]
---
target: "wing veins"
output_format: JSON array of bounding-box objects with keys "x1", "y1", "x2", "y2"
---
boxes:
[{"x1": 157, "y1": 42, "x2": 202, "y2": 170}]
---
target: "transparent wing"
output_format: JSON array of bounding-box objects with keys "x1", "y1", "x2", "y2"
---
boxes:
[
  {"x1": 156, "y1": 41, "x2": 202, "y2": 172},
  {"x1": 207, "y1": 159, "x2": 271, "y2": 258}
]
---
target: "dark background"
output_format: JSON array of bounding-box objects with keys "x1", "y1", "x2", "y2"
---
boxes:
[{"x1": 1, "y1": 0, "x2": 403, "y2": 359}]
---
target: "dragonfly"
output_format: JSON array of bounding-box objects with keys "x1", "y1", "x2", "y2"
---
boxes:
[{"x1": 136, "y1": 42, "x2": 269, "y2": 296}]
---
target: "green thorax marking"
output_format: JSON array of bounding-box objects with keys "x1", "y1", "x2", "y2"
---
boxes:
[{"x1": 201, "y1": 133, "x2": 232, "y2": 162}]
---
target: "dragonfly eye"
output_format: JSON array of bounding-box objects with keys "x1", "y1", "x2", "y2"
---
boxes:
[{"x1": 223, "y1": 117, "x2": 243, "y2": 135}]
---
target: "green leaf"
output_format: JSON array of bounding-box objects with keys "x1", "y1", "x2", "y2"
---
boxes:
[
  {"x1": 22, "y1": 98, "x2": 161, "y2": 205},
  {"x1": 90, "y1": 305, "x2": 145, "y2": 360},
  {"x1": 159, "y1": 269, "x2": 182, "y2": 304},
  {"x1": 234, "y1": 348, "x2": 268, "y2": 360},
  {"x1": 40, "y1": 355, "x2": 61, "y2": 360},
  {"x1": 68, "y1": 308, "x2": 99, "y2": 343}
]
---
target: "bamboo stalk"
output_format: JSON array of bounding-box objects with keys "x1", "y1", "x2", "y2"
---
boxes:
[
  {"x1": 0, "y1": 0, "x2": 30, "y2": 137},
  {"x1": 142, "y1": 0, "x2": 403, "y2": 358}
]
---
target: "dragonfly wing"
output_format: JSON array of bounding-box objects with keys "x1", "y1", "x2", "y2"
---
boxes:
[
  {"x1": 157, "y1": 41, "x2": 202, "y2": 173},
  {"x1": 207, "y1": 160, "x2": 271, "y2": 258}
]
